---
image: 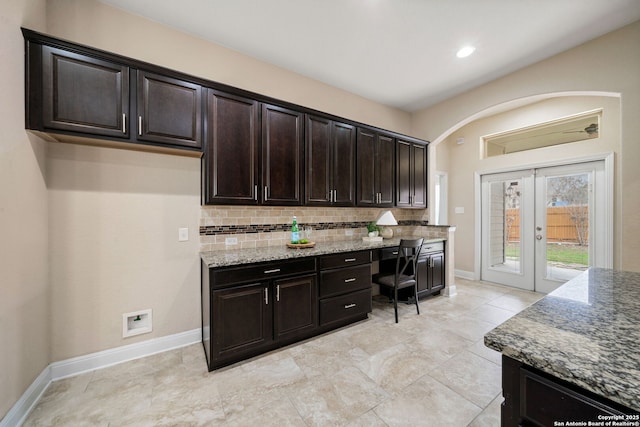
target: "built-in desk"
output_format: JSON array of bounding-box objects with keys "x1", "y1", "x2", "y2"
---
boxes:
[
  {"x1": 376, "y1": 240, "x2": 445, "y2": 301},
  {"x1": 200, "y1": 237, "x2": 446, "y2": 370}
]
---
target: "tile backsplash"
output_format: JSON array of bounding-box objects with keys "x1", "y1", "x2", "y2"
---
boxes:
[{"x1": 200, "y1": 206, "x2": 446, "y2": 251}]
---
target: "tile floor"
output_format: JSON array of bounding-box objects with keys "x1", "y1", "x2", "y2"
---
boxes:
[{"x1": 23, "y1": 278, "x2": 544, "y2": 426}]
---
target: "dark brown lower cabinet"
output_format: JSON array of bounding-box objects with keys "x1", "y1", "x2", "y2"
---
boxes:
[
  {"x1": 318, "y1": 251, "x2": 372, "y2": 329},
  {"x1": 201, "y1": 252, "x2": 376, "y2": 371},
  {"x1": 211, "y1": 282, "x2": 273, "y2": 365},
  {"x1": 273, "y1": 275, "x2": 317, "y2": 343},
  {"x1": 202, "y1": 259, "x2": 318, "y2": 371},
  {"x1": 501, "y1": 356, "x2": 637, "y2": 426}
]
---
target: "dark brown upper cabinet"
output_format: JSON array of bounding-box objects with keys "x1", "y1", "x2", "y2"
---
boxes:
[
  {"x1": 356, "y1": 128, "x2": 395, "y2": 207},
  {"x1": 136, "y1": 71, "x2": 203, "y2": 149},
  {"x1": 204, "y1": 89, "x2": 259, "y2": 205},
  {"x1": 396, "y1": 139, "x2": 427, "y2": 208},
  {"x1": 40, "y1": 45, "x2": 130, "y2": 139},
  {"x1": 261, "y1": 104, "x2": 304, "y2": 206},
  {"x1": 26, "y1": 30, "x2": 202, "y2": 153},
  {"x1": 305, "y1": 115, "x2": 356, "y2": 206}
]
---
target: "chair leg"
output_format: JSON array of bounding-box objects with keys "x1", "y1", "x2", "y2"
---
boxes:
[
  {"x1": 394, "y1": 287, "x2": 399, "y2": 323},
  {"x1": 414, "y1": 284, "x2": 420, "y2": 315}
]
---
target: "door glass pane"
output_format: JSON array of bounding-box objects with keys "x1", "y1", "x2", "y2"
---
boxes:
[
  {"x1": 489, "y1": 179, "x2": 522, "y2": 273},
  {"x1": 544, "y1": 173, "x2": 589, "y2": 281}
]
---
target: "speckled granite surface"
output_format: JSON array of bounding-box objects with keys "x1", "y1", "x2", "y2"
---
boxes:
[
  {"x1": 200, "y1": 237, "x2": 445, "y2": 268},
  {"x1": 484, "y1": 268, "x2": 640, "y2": 411}
]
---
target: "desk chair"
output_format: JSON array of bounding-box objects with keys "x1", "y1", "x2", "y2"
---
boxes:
[{"x1": 373, "y1": 238, "x2": 424, "y2": 323}]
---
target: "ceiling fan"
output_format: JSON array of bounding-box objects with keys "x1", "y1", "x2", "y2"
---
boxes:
[{"x1": 563, "y1": 123, "x2": 599, "y2": 135}]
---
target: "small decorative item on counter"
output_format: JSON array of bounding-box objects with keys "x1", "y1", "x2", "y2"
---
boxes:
[
  {"x1": 291, "y1": 216, "x2": 299, "y2": 244},
  {"x1": 363, "y1": 221, "x2": 383, "y2": 243}
]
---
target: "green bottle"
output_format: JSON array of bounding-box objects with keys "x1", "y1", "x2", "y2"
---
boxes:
[{"x1": 291, "y1": 216, "x2": 299, "y2": 244}]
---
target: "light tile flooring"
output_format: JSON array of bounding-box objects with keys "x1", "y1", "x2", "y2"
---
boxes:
[{"x1": 24, "y1": 279, "x2": 543, "y2": 426}]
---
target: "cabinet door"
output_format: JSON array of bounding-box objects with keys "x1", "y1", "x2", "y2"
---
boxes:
[
  {"x1": 42, "y1": 46, "x2": 129, "y2": 138},
  {"x1": 204, "y1": 89, "x2": 259, "y2": 205},
  {"x1": 377, "y1": 133, "x2": 395, "y2": 207},
  {"x1": 415, "y1": 256, "x2": 430, "y2": 294},
  {"x1": 274, "y1": 275, "x2": 317, "y2": 342},
  {"x1": 262, "y1": 104, "x2": 304, "y2": 205},
  {"x1": 332, "y1": 122, "x2": 356, "y2": 206},
  {"x1": 356, "y1": 128, "x2": 377, "y2": 206},
  {"x1": 396, "y1": 140, "x2": 428, "y2": 208},
  {"x1": 412, "y1": 143, "x2": 427, "y2": 208},
  {"x1": 306, "y1": 115, "x2": 332, "y2": 205},
  {"x1": 428, "y1": 252, "x2": 445, "y2": 292},
  {"x1": 212, "y1": 282, "x2": 273, "y2": 363},
  {"x1": 137, "y1": 71, "x2": 202, "y2": 148},
  {"x1": 396, "y1": 139, "x2": 413, "y2": 208}
]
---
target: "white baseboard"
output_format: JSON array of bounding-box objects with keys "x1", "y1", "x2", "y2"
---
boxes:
[
  {"x1": 0, "y1": 366, "x2": 51, "y2": 427},
  {"x1": 454, "y1": 269, "x2": 476, "y2": 280},
  {"x1": 1, "y1": 328, "x2": 201, "y2": 427}
]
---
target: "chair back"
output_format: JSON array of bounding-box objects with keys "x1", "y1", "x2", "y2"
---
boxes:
[{"x1": 394, "y1": 238, "x2": 424, "y2": 281}]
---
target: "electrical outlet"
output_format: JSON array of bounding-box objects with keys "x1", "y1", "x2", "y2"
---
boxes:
[
  {"x1": 345, "y1": 230, "x2": 354, "y2": 236},
  {"x1": 225, "y1": 237, "x2": 238, "y2": 245},
  {"x1": 178, "y1": 227, "x2": 189, "y2": 241}
]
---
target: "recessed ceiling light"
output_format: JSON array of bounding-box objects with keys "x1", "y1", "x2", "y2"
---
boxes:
[{"x1": 456, "y1": 46, "x2": 476, "y2": 58}]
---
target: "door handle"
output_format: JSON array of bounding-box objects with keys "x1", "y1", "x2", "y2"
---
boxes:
[
  {"x1": 264, "y1": 287, "x2": 269, "y2": 305},
  {"x1": 536, "y1": 234, "x2": 543, "y2": 240},
  {"x1": 276, "y1": 285, "x2": 280, "y2": 302}
]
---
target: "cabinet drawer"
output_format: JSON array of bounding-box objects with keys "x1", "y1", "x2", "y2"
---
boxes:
[
  {"x1": 211, "y1": 258, "x2": 316, "y2": 288},
  {"x1": 320, "y1": 288, "x2": 371, "y2": 326},
  {"x1": 319, "y1": 250, "x2": 371, "y2": 270},
  {"x1": 319, "y1": 264, "x2": 371, "y2": 298},
  {"x1": 421, "y1": 241, "x2": 444, "y2": 254},
  {"x1": 519, "y1": 368, "x2": 626, "y2": 425}
]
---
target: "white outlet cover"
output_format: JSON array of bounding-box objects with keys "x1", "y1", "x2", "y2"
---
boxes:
[
  {"x1": 455, "y1": 207, "x2": 465, "y2": 214},
  {"x1": 178, "y1": 227, "x2": 189, "y2": 241},
  {"x1": 225, "y1": 237, "x2": 238, "y2": 245},
  {"x1": 122, "y1": 309, "x2": 152, "y2": 338}
]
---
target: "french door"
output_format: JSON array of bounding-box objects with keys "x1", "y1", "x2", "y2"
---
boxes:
[{"x1": 480, "y1": 160, "x2": 609, "y2": 293}]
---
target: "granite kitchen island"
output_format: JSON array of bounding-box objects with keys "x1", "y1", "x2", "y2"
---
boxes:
[{"x1": 485, "y1": 268, "x2": 640, "y2": 426}]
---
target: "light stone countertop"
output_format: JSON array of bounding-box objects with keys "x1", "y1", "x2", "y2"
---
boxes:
[
  {"x1": 200, "y1": 237, "x2": 445, "y2": 268},
  {"x1": 484, "y1": 268, "x2": 640, "y2": 412}
]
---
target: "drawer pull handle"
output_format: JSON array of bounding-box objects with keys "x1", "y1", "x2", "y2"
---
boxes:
[
  {"x1": 264, "y1": 269, "x2": 281, "y2": 274},
  {"x1": 345, "y1": 258, "x2": 356, "y2": 262},
  {"x1": 344, "y1": 303, "x2": 356, "y2": 309},
  {"x1": 392, "y1": 251, "x2": 398, "y2": 255},
  {"x1": 344, "y1": 278, "x2": 356, "y2": 283}
]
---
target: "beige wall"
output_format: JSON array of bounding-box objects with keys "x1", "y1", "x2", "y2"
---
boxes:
[
  {"x1": 0, "y1": 0, "x2": 49, "y2": 419},
  {"x1": 412, "y1": 20, "x2": 640, "y2": 273},
  {"x1": 436, "y1": 96, "x2": 621, "y2": 273}
]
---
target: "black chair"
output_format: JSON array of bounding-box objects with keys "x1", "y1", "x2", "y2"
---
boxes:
[{"x1": 373, "y1": 238, "x2": 424, "y2": 323}]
